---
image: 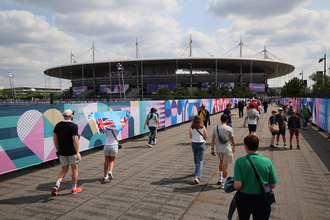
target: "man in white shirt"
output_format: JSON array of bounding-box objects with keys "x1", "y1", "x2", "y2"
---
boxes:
[{"x1": 211, "y1": 114, "x2": 236, "y2": 189}]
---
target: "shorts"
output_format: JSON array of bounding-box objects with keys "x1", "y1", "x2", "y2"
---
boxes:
[
  {"x1": 289, "y1": 129, "x2": 299, "y2": 137},
  {"x1": 59, "y1": 154, "x2": 81, "y2": 166},
  {"x1": 104, "y1": 144, "x2": 118, "y2": 157},
  {"x1": 277, "y1": 128, "x2": 286, "y2": 135},
  {"x1": 216, "y1": 152, "x2": 234, "y2": 164},
  {"x1": 248, "y1": 124, "x2": 257, "y2": 132}
]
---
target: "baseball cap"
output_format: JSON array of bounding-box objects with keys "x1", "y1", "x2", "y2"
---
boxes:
[
  {"x1": 278, "y1": 108, "x2": 283, "y2": 111},
  {"x1": 63, "y1": 109, "x2": 74, "y2": 116}
]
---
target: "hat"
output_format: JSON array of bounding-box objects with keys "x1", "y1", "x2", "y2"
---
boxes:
[
  {"x1": 278, "y1": 108, "x2": 283, "y2": 111},
  {"x1": 154, "y1": 107, "x2": 158, "y2": 111},
  {"x1": 63, "y1": 109, "x2": 74, "y2": 116}
]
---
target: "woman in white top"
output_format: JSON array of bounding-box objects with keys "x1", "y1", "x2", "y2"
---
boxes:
[
  {"x1": 189, "y1": 115, "x2": 208, "y2": 184},
  {"x1": 143, "y1": 108, "x2": 159, "y2": 148},
  {"x1": 103, "y1": 129, "x2": 119, "y2": 182}
]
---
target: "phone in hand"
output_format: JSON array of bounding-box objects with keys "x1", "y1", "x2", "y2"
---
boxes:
[{"x1": 211, "y1": 151, "x2": 216, "y2": 156}]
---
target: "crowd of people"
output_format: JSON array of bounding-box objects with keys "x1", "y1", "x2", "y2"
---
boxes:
[{"x1": 50, "y1": 98, "x2": 310, "y2": 219}]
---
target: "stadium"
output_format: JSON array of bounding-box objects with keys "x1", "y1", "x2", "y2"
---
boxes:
[{"x1": 44, "y1": 41, "x2": 295, "y2": 99}]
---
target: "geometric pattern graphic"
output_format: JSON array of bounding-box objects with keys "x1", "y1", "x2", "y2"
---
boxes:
[{"x1": 3, "y1": 97, "x2": 326, "y2": 175}]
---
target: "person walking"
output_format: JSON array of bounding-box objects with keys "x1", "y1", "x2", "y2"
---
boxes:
[
  {"x1": 211, "y1": 114, "x2": 235, "y2": 189},
  {"x1": 247, "y1": 98, "x2": 258, "y2": 111},
  {"x1": 238, "y1": 99, "x2": 245, "y2": 118},
  {"x1": 268, "y1": 110, "x2": 278, "y2": 149},
  {"x1": 263, "y1": 100, "x2": 269, "y2": 113},
  {"x1": 224, "y1": 103, "x2": 237, "y2": 127},
  {"x1": 51, "y1": 109, "x2": 82, "y2": 196},
  {"x1": 243, "y1": 104, "x2": 260, "y2": 136},
  {"x1": 275, "y1": 108, "x2": 288, "y2": 149},
  {"x1": 288, "y1": 111, "x2": 301, "y2": 150},
  {"x1": 144, "y1": 108, "x2": 159, "y2": 148},
  {"x1": 234, "y1": 135, "x2": 278, "y2": 220},
  {"x1": 189, "y1": 115, "x2": 208, "y2": 184},
  {"x1": 103, "y1": 129, "x2": 120, "y2": 182},
  {"x1": 198, "y1": 104, "x2": 210, "y2": 128},
  {"x1": 300, "y1": 104, "x2": 311, "y2": 129}
]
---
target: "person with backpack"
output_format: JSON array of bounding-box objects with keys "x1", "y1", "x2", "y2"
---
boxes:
[
  {"x1": 143, "y1": 108, "x2": 159, "y2": 148},
  {"x1": 189, "y1": 115, "x2": 208, "y2": 184},
  {"x1": 211, "y1": 114, "x2": 236, "y2": 189}
]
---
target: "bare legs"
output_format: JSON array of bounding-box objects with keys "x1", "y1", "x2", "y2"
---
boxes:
[
  {"x1": 219, "y1": 161, "x2": 228, "y2": 179},
  {"x1": 104, "y1": 156, "x2": 115, "y2": 177}
]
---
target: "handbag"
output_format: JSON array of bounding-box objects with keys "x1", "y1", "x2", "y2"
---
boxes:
[
  {"x1": 246, "y1": 155, "x2": 276, "y2": 205},
  {"x1": 111, "y1": 130, "x2": 122, "y2": 149},
  {"x1": 269, "y1": 124, "x2": 279, "y2": 133}
]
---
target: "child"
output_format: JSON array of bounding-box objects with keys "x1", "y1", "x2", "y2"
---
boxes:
[
  {"x1": 268, "y1": 110, "x2": 278, "y2": 149},
  {"x1": 288, "y1": 110, "x2": 301, "y2": 150}
]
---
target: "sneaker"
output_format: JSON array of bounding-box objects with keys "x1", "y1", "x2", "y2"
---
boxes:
[
  {"x1": 51, "y1": 186, "x2": 58, "y2": 196},
  {"x1": 276, "y1": 143, "x2": 279, "y2": 148},
  {"x1": 283, "y1": 144, "x2": 288, "y2": 149},
  {"x1": 152, "y1": 140, "x2": 157, "y2": 145},
  {"x1": 103, "y1": 176, "x2": 110, "y2": 183},
  {"x1": 108, "y1": 171, "x2": 113, "y2": 180},
  {"x1": 289, "y1": 145, "x2": 293, "y2": 149},
  {"x1": 216, "y1": 177, "x2": 222, "y2": 185},
  {"x1": 220, "y1": 183, "x2": 224, "y2": 189},
  {"x1": 147, "y1": 144, "x2": 153, "y2": 148},
  {"x1": 194, "y1": 177, "x2": 200, "y2": 184},
  {"x1": 270, "y1": 145, "x2": 275, "y2": 150},
  {"x1": 297, "y1": 145, "x2": 301, "y2": 150},
  {"x1": 71, "y1": 187, "x2": 82, "y2": 194}
]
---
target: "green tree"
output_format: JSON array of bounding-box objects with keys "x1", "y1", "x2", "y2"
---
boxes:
[
  {"x1": 218, "y1": 85, "x2": 231, "y2": 97},
  {"x1": 280, "y1": 77, "x2": 306, "y2": 97},
  {"x1": 231, "y1": 85, "x2": 256, "y2": 98},
  {"x1": 208, "y1": 84, "x2": 220, "y2": 97},
  {"x1": 192, "y1": 88, "x2": 210, "y2": 98},
  {"x1": 172, "y1": 85, "x2": 191, "y2": 99},
  {"x1": 151, "y1": 87, "x2": 173, "y2": 100},
  {"x1": 309, "y1": 72, "x2": 330, "y2": 97}
]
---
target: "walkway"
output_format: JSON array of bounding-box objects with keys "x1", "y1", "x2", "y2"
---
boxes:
[{"x1": 0, "y1": 105, "x2": 329, "y2": 220}]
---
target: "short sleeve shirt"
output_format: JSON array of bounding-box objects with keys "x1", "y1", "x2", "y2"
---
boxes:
[
  {"x1": 300, "y1": 108, "x2": 310, "y2": 118},
  {"x1": 54, "y1": 121, "x2": 78, "y2": 156},
  {"x1": 234, "y1": 153, "x2": 278, "y2": 194},
  {"x1": 147, "y1": 113, "x2": 158, "y2": 127},
  {"x1": 212, "y1": 124, "x2": 234, "y2": 153},
  {"x1": 269, "y1": 116, "x2": 277, "y2": 125},
  {"x1": 223, "y1": 108, "x2": 232, "y2": 123},
  {"x1": 275, "y1": 114, "x2": 287, "y2": 129}
]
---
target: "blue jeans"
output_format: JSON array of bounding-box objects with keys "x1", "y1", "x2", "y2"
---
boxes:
[
  {"x1": 148, "y1": 126, "x2": 156, "y2": 144},
  {"x1": 303, "y1": 117, "x2": 308, "y2": 128},
  {"x1": 191, "y1": 142, "x2": 205, "y2": 179}
]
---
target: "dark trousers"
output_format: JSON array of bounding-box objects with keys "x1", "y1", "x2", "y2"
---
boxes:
[
  {"x1": 203, "y1": 120, "x2": 208, "y2": 128},
  {"x1": 236, "y1": 191, "x2": 271, "y2": 220},
  {"x1": 239, "y1": 108, "x2": 244, "y2": 118}
]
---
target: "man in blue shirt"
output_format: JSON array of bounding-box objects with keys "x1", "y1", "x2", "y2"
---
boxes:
[{"x1": 224, "y1": 103, "x2": 237, "y2": 127}]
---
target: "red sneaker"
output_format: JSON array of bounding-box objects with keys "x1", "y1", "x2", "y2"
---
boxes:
[
  {"x1": 71, "y1": 187, "x2": 82, "y2": 194},
  {"x1": 51, "y1": 186, "x2": 58, "y2": 196}
]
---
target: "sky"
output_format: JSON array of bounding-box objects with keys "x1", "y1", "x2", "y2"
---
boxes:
[{"x1": 0, "y1": 0, "x2": 329, "y2": 90}]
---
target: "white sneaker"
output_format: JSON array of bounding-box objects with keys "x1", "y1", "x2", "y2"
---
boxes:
[
  {"x1": 148, "y1": 144, "x2": 153, "y2": 148},
  {"x1": 217, "y1": 177, "x2": 223, "y2": 185},
  {"x1": 220, "y1": 183, "x2": 224, "y2": 189},
  {"x1": 108, "y1": 171, "x2": 113, "y2": 180},
  {"x1": 283, "y1": 144, "x2": 288, "y2": 149},
  {"x1": 103, "y1": 176, "x2": 110, "y2": 183},
  {"x1": 152, "y1": 140, "x2": 157, "y2": 145},
  {"x1": 194, "y1": 177, "x2": 200, "y2": 184}
]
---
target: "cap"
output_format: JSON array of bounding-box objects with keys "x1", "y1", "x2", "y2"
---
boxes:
[
  {"x1": 63, "y1": 109, "x2": 74, "y2": 116},
  {"x1": 154, "y1": 107, "x2": 158, "y2": 111},
  {"x1": 278, "y1": 108, "x2": 283, "y2": 111}
]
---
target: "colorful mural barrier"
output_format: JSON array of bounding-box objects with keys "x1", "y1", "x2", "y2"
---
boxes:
[
  {"x1": 0, "y1": 98, "x2": 240, "y2": 175},
  {"x1": 279, "y1": 97, "x2": 330, "y2": 133}
]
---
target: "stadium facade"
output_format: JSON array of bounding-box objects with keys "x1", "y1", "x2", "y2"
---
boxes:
[{"x1": 44, "y1": 55, "x2": 295, "y2": 99}]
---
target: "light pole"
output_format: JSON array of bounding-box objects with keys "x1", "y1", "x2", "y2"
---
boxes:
[
  {"x1": 117, "y1": 63, "x2": 126, "y2": 101},
  {"x1": 319, "y1": 53, "x2": 327, "y2": 75},
  {"x1": 8, "y1": 71, "x2": 18, "y2": 105}
]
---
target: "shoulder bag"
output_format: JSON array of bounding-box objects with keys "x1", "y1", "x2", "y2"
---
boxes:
[
  {"x1": 217, "y1": 125, "x2": 229, "y2": 144},
  {"x1": 269, "y1": 117, "x2": 279, "y2": 133},
  {"x1": 246, "y1": 155, "x2": 276, "y2": 205},
  {"x1": 110, "y1": 130, "x2": 122, "y2": 149}
]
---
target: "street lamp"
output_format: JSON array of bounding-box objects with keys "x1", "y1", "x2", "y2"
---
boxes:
[
  {"x1": 117, "y1": 63, "x2": 126, "y2": 101},
  {"x1": 8, "y1": 71, "x2": 18, "y2": 105},
  {"x1": 299, "y1": 70, "x2": 303, "y2": 81},
  {"x1": 318, "y1": 53, "x2": 327, "y2": 75}
]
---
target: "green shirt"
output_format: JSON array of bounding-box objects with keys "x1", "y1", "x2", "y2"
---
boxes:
[
  {"x1": 300, "y1": 108, "x2": 310, "y2": 118},
  {"x1": 234, "y1": 153, "x2": 278, "y2": 194}
]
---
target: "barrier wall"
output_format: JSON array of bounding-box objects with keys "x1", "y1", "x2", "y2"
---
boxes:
[
  {"x1": 280, "y1": 97, "x2": 330, "y2": 132},
  {"x1": 0, "y1": 98, "x2": 239, "y2": 175}
]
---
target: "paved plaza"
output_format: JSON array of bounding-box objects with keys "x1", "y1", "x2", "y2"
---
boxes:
[{"x1": 0, "y1": 105, "x2": 330, "y2": 220}]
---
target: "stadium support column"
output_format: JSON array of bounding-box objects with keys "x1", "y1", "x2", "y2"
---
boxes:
[
  {"x1": 176, "y1": 59, "x2": 178, "y2": 85},
  {"x1": 215, "y1": 59, "x2": 218, "y2": 85},
  {"x1": 109, "y1": 63, "x2": 112, "y2": 101},
  {"x1": 92, "y1": 67, "x2": 96, "y2": 99},
  {"x1": 189, "y1": 63, "x2": 193, "y2": 88},
  {"x1": 250, "y1": 60, "x2": 253, "y2": 84},
  {"x1": 82, "y1": 65, "x2": 84, "y2": 101},
  {"x1": 239, "y1": 64, "x2": 243, "y2": 84},
  {"x1": 136, "y1": 64, "x2": 139, "y2": 88},
  {"x1": 141, "y1": 61, "x2": 144, "y2": 100}
]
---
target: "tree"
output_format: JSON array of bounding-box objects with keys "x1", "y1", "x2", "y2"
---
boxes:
[
  {"x1": 280, "y1": 77, "x2": 306, "y2": 97},
  {"x1": 151, "y1": 87, "x2": 172, "y2": 100},
  {"x1": 172, "y1": 85, "x2": 191, "y2": 99},
  {"x1": 309, "y1": 72, "x2": 330, "y2": 97},
  {"x1": 192, "y1": 88, "x2": 210, "y2": 98},
  {"x1": 218, "y1": 84, "x2": 231, "y2": 97},
  {"x1": 208, "y1": 84, "x2": 221, "y2": 97},
  {"x1": 231, "y1": 85, "x2": 256, "y2": 98}
]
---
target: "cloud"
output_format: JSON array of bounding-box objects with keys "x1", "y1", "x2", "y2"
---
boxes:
[{"x1": 208, "y1": 0, "x2": 311, "y2": 19}]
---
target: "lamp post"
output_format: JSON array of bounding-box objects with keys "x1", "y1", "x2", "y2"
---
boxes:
[
  {"x1": 299, "y1": 70, "x2": 303, "y2": 81},
  {"x1": 117, "y1": 63, "x2": 126, "y2": 101},
  {"x1": 319, "y1": 53, "x2": 327, "y2": 75},
  {"x1": 8, "y1": 71, "x2": 18, "y2": 105}
]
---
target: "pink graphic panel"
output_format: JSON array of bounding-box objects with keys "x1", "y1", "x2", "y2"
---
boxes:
[{"x1": 23, "y1": 116, "x2": 44, "y2": 161}]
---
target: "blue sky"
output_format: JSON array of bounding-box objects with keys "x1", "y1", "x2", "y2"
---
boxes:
[{"x1": 0, "y1": 0, "x2": 329, "y2": 90}]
